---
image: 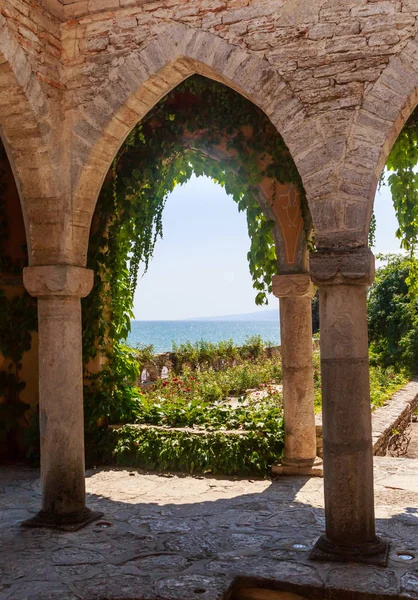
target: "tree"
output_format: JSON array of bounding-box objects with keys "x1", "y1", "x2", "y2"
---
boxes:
[{"x1": 368, "y1": 254, "x2": 418, "y2": 373}]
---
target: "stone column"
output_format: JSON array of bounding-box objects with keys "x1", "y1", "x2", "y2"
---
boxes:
[
  {"x1": 309, "y1": 248, "x2": 388, "y2": 565},
  {"x1": 22, "y1": 265, "x2": 103, "y2": 530},
  {"x1": 271, "y1": 273, "x2": 321, "y2": 476}
]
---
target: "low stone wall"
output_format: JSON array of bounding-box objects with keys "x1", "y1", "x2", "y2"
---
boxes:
[
  {"x1": 137, "y1": 339, "x2": 321, "y2": 385},
  {"x1": 372, "y1": 378, "x2": 418, "y2": 456},
  {"x1": 138, "y1": 345, "x2": 282, "y2": 384},
  {"x1": 315, "y1": 414, "x2": 323, "y2": 459},
  {"x1": 315, "y1": 378, "x2": 418, "y2": 458}
]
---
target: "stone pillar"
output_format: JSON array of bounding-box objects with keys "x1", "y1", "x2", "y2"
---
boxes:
[
  {"x1": 309, "y1": 249, "x2": 388, "y2": 565},
  {"x1": 21, "y1": 265, "x2": 103, "y2": 530},
  {"x1": 271, "y1": 274, "x2": 321, "y2": 477}
]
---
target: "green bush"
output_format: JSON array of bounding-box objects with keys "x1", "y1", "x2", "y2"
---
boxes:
[
  {"x1": 103, "y1": 421, "x2": 284, "y2": 476},
  {"x1": 368, "y1": 363, "x2": 408, "y2": 409},
  {"x1": 368, "y1": 254, "x2": 418, "y2": 373},
  {"x1": 171, "y1": 335, "x2": 271, "y2": 374}
]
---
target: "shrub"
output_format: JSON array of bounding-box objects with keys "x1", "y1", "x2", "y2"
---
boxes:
[
  {"x1": 105, "y1": 425, "x2": 284, "y2": 476},
  {"x1": 368, "y1": 254, "x2": 418, "y2": 373}
]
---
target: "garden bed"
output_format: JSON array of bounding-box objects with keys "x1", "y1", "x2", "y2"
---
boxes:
[{"x1": 92, "y1": 337, "x2": 411, "y2": 477}]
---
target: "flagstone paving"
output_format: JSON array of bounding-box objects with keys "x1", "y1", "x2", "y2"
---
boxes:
[{"x1": 1, "y1": 457, "x2": 418, "y2": 599}]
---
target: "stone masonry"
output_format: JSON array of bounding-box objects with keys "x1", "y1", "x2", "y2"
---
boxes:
[
  {"x1": 1, "y1": 1, "x2": 417, "y2": 265},
  {"x1": 1, "y1": 0, "x2": 418, "y2": 570}
]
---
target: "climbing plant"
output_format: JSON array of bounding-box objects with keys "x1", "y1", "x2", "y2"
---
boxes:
[
  {"x1": 0, "y1": 143, "x2": 37, "y2": 455},
  {"x1": 82, "y1": 76, "x2": 307, "y2": 426},
  {"x1": 82, "y1": 78, "x2": 418, "y2": 427},
  {"x1": 385, "y1": 106, "x2": 418, "y2": 293},
  {"x1": 0, "y1": 291, "x2": 37, "y2": 454}
]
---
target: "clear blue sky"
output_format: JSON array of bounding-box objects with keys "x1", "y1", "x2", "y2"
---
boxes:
[{"x1": 132, "y1": 175, "x2": 402, "y2": 320}]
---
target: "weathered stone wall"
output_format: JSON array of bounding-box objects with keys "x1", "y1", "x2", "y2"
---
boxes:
[
  {"x1": 2, "y1": 0, "x2": 61, "y2": 86},
  {"x1": 63, "y1": 0, "x2": 418, "y2": 262},
  {"x1": 0, "y1": 0, "x2": 417, "y2": 266},
  {"x1": 372, "y1": 379, "x2": 418, "y2": 456},
  {"x1": 315, "y1": 379, "x2": 418, "y2": 459}
]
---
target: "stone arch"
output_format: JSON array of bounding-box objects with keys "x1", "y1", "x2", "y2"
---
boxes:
[
  {"x1": 0, "y1": 15, "x2": 62, "y2": 264},
  {"x1": 71, "y1": 24, "x2": 332, "y2": 266},
  {"x1": 340, "y1": 33, "x2": 418, "y2": 248}
]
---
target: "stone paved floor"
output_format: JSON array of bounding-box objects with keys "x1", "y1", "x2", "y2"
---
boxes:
[{"x1": 1, "y1": 458, "x2": 418, "y2": 599}]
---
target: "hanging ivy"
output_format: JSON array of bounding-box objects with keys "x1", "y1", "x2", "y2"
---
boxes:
[
  {"x1": 385, "y1": 106, "x2": 418, "y2": 293},
  {"x1": 82, "y1": 79, "x2": 417, "y2": 427},
  {"x1": 82, "y1": 75, "x2": 307, "y2": 426},
  {"x1": 83, "y1": 77, "x2": 306, "y2": 357},
  {"x1": 0, "y1": 143, "x2": 37, "y2": 455}
]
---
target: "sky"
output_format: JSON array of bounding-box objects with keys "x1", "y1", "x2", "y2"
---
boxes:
[{"x1": 132, "y1": 175, "x2": 402, "y2": 321}]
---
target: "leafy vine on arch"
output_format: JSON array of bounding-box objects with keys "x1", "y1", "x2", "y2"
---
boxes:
[
  {"x1": 82, "y1": 76, "x2": 308, "y2": 426},
  {"x1": 83, "y1": 76, "x2": 307, "y2": 361},
  {"x1": 384, "y1": 106, "x2": 418, "y2": 293}
]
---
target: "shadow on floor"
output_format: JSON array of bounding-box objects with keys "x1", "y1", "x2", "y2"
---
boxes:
[{"x1": 1, "y1": 464, "x2": 418, "y2": 600}]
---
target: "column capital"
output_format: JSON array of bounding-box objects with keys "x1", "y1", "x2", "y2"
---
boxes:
[
  {"x1": 310, "y1": 248, "x2": 375, "y2": 287},
  {"x1": 272, "y1": 273, "x2": 315, "y2": 298},
  {"x1": 23, "y1": 265, "x2": 94, "y2": 298}
]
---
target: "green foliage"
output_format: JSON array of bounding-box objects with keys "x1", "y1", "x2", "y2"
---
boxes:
[
  {"x1": 85, "y1": 338, "x2": 282, "y2": 428},
  {"x1": 0, "y1": 142, "x2": 37, "y2": 456},
  {"x1": 84, "y1": 343, "x2": 140, "y2": 431},
  {"x1": 368, "y1": 253, "x2": 418, "y2": 373},
  {"x1": 171, "y1": 335, "x2": 269, "y2": 374},
  {"x1": 171, "y1": 339, "x2": 239, "y2": 373},
  {"x1": 134, "y1": 344, "x2": 156, "y2": 372},
  {"x1": 105, "y1": 425, "x2": 284, "y2": 476},
  {"x1": 171, "y1": 363, "x2": 277, "y2": 402},
  {"x1": 82, "y1": 76, "x2": 306, "y2": 428},
  {"x1": 368, "y1": 211, "x2": 377, "y2": 248},
  {"x1": 87, "y1": 337, "x2": 284, "y2": 475},
  {"x1": 368, "y1": 363, "x2": 408, "y2": 409},
  {"x1": 91, "y1": 337, "x2": 411, "y2": 475},
  {"x1": 311, "y1": 290, "x2": 320, "y2": 335},
  {"x1": 386, "y1": 107, "x2": 418, "y2": 259},
  {"x1": 135, "y1": 386, "x2": 283, "y2": 431},
  {"x1": 0, "y1": 291, "x2": 37, "y2": 453},
  {"x1": 136, "y1": 367, "x2": 282, "y2": 424}
]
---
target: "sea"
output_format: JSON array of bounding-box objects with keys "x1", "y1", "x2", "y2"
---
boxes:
[{"x1": 127, "y1": 320, "x2": 281, "y2": 353}]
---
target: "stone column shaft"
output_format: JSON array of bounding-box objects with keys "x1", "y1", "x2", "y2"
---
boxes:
[
  {"x1": 22, "y1": 265, "x2": 103, "y2": 529},
  {"x1": 310, "y1": 248, "x2": 387, "y2": 564},
  {"x1": 37, "y1": 296, "x2": 86, "y2": 514},
  {"x1": 272, "y1": 274, "x2": 320, "y2": 476}
]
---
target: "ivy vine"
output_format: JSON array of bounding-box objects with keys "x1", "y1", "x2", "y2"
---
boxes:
[
  {"x1": 82, "y1": 75, "x2": 307, "y2": 425},
  {"x1": 82, "y1": 83, "x2": 417, "y2": 427},
  {"x1": 0, "y1": 143, "x2": 37, "y2": 456},
  {"x1": 385, "y1": 106, "x2": 418, "y2": 293}
]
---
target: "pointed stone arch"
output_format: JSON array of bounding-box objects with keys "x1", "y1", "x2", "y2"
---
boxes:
[
  {"x1": 0, "y1": 15, "x2": 63, "y2": 264},
  {"x1": 339, "y1": 33, "x2": 418, "y2": 248},
  {"x1": 70, "y1": 24, "x2": 333, "y2": 266}
]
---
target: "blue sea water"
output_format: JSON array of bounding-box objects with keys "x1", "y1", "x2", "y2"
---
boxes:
[{"x1": 127, "y1": 320, "x2": 281, "y2": 353}]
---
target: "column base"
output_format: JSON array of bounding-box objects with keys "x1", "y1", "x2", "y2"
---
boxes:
[
  {"x1": 272, "y1": 457, "x2": 323, "y2": 477},
  {"x1": 21, "y1": 508, "x2": 104, "y2": 532},
  {"x1": 310, "y1": 535, "x2": 389, "y2": 566}
]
